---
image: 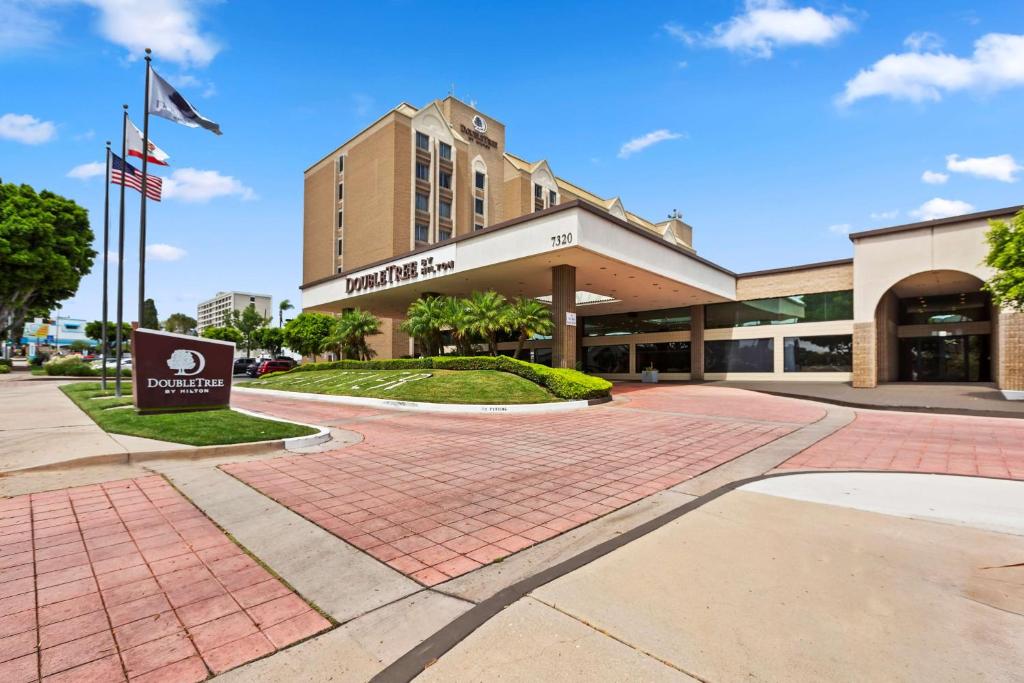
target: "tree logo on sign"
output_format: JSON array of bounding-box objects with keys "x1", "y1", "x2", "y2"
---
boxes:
[{"x1": 166, "y1": 349, "x2": 206, "y2": 376}]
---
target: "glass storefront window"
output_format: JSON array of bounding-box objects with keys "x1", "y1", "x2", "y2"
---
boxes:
[
  {"x1": 705, "y1": 290, "x2": 853, "y2": 329},
  {"x1": 783, "y1": 335, "x2": 852, "y2": 372},
  {"x1": 636, "y1": 342, "x2": 690, "y2": 373},
  {"x1": 532, "y1": 348, "x2": 552, "y2": 367},
  {"x1": 704, "y1": 339, "x2": 774, "y2": 373},
  {"x1": 898, "y1": 292, "x2": 990, "y2": 325},
  {"x1": 898, "y1": 334, "x2": 990, "y2": 382},
  {"x1": 583, "y1": 307, "x2": 691, "y2": 337},
  {"x1": 584, "y1": 345, "x2": 629, "y2": 373}
]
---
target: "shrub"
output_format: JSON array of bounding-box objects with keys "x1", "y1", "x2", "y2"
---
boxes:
[
  {"x1": 432, "y1": 356, "x2": 498, "y2": 371},
  {"x1": 539, "y1": 368, "x2": 612, "y2": 400},
  {"x1": 0, "y1": 364, "x2": 9, "y2": 374},
  {"x1": 0, "y1": 358, "x2": 11, "y2": 367},
  {"x1": 42, "y1": 358, "x2": 131, "y2": 377},
  {"x1": 30, "y1": 352, "x2": 49, "y2": 367}
]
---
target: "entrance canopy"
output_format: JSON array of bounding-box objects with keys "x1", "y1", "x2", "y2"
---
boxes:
[{"x1": 301, "y1": 201, "x2": 737, "y2": 317}]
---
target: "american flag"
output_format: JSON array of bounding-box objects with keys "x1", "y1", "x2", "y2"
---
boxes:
[{"x1": 111, "y1": 153, "x2": 162, "y2": 201}]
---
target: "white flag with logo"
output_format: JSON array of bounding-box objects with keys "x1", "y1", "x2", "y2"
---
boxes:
[
  {"x1": 148, "y1": 68, "x2": 222, "y2": 136},
  {"x1": 127, "y1": 119, "x2": 170, "y2": 166}
]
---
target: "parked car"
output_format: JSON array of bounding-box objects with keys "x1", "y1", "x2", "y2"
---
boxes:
[
  {"x1": 233, "y1": 357, "x2": 255, "y2": 374},
  {"x1": 249, "y1": 359, "x2": 293, "y2": 377}
]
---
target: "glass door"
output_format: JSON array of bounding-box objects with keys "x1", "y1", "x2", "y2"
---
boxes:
[{"x1": 898, "y1": 335, "x2": 990, "y2": 382}]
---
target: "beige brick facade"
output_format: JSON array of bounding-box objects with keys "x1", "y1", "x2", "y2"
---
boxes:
[
  {"x1": 852, "y1": 321, "x2": 877, "y2": 388},
  {"x1": 998, "y1": 311, "x2": 1024, "y2": 391},
  {"x1": 735, "y1": 261, "x2": 853, "y2": 300}
]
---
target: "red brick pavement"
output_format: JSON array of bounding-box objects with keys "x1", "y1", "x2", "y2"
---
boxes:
[
  {"x1": 226, "y1": 387, "x2": 823, "y2": 587},
  {"x1": 0, "y1": 476, "x2": 329, "y2": 682},
  {"x1": 782, "y1": 410, "x2": 1024, "y2": 480}
]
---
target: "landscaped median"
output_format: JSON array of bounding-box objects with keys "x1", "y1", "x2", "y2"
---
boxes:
[
  {"x1": 61, "y1": 382, "x2": 318, "y2": 446},
  {"x1": 247, "y1": 355, "x2": 613, "y2": 405}
]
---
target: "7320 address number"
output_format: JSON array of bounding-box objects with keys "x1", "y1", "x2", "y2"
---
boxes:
[{"x1": 551, "y1": 233, "x2": 573, "y2": 247}]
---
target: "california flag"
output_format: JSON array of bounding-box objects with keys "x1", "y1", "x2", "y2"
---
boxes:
[
  {"x1": 127, "y1": 119, "x2": 170, "y2": 166},
  {"x1": 148, "y1": 69, "x2": 222, "y2": 136}
]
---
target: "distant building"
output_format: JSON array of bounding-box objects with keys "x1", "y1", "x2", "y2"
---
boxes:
[
  {"x1": 196, "y1": 292, "x2": 272, "y2": 333},
  {"x1": 21, "y1": 317, "x2": 91, "y2": 354}
]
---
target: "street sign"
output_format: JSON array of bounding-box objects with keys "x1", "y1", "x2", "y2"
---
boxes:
[
  {"x1": 566, "y1": 312, "x2": 577, "y2": 326},
  {"x1": 132, "y1": 328, "x2": 234, "y2": 413}
]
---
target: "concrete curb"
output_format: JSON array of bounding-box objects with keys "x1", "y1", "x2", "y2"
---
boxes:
[
  {"x1": 234, "y1": 386, "x2": 597, "y2": 415},
  {"x1": 1, "y1": 408, "x2": 332, "y2": 475}
]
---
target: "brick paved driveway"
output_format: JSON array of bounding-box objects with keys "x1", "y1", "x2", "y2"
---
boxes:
[
  {"x1": 782, "y1": 409, "x2": 1024, "y2": 479},
  {"x1": 225, "y1": 386, "x2": 825, "y2": 586},
  {"x1": 0, "y1": 476, "x2": 329, "y2": 682}
]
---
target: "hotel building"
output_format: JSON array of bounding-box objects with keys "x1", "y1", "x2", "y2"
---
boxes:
[
  {"x1": 196, "y1": 291, "x2": 273, "y2": 334},
  {"x1": 301, "y1": 96, "x2": 1024, "y2": 398}
]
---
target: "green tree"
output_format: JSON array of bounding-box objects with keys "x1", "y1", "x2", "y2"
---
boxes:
[
  {"x1": 278, "y1": 299, "x2": 294, "y2": 327},
  {"x1": 505, "y1": 296, "x2": 554, "y2": 360},
  {"x1": 442, "y1": 296, "x2": 475, "y2": 356},
  {"x1": 320, "y1": 309, "x2": 381, "y2": 360},
  {"x1": 0, "y1": 182, "x2": 96, "y2": 339},
  {"x1": 84, "y1": 320, "x2": 133, "y2": 355},
  {"x1": 201, "y1": 326, "x2": 243, "y2": 345},
  {"x1": 228, "y1": 304, "x2": 270, "y2": 356},
  {"x1": 283, "y1": 312, "x2": 336, "y2": 361},
  {"x1": 984, "y1": 209, "x2": 1024, "y2": 311},
  {"x1": 400, "y1": 296, "x2": 447, "y2": 357},
  {"x1": 140, "y1": 298, "x2": 159, "y2": 329},
  {"x1": 162, "y1": 313, "x2": 197, "y2": 335},
  {"x1": 254, "y1": 326, "x2": 285, "y2": 356},
  {"x1": 69, "y1": 340, "x2": 91, "y2": 354},
  {"x1": 463, "y1": 290, "x2": 509, "y2": 356}
]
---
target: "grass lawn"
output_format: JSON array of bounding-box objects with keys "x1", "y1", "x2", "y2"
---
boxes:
[
  {"x1": 61, "y1": 382, "x2": 318, "y2": 447},
  {"x1": 244, "y1": 369, "x2": 560, "y2": 404}
]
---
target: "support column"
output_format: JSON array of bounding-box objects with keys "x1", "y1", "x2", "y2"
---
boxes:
[
  {"x1": 997, "y1": 310, "x2": 1024, "y2": 398},
  {"x1": 551, "y1": 264, "x2": 577, "y2": 369},
  {"x1": 689, "y1": 305, "x2": 704, "y2": 380},
  {"x1": 852, "y1": 321, "x2": 877, "y2": 388}
]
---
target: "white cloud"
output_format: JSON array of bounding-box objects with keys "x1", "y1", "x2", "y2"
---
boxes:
[
  {"x1": 0, "y1": 113, "x2": 56, "y2": 144},
  {"x1": 921, "y1": 170, "x2": 949, "y2": 184},
  {"x1": 67, "y1": 162, "x2": 105, "y2": 180},
  {"x1": 162, "y1": 168, "x2": 256, "y2": 203},
  {"x1": 946, "y1": 153, "x2": 1021, "y2": 183},
  {"x1": 910, "y1": 198, "x2": 975, "y2": 221},
  {"x1": 618, "y1": 129, "x2": 685, "y2": 159},
  {"x1": 146, "y1": 243, "x2": 187, "y2": 261},
  {"x1": 667, "y1": 0, "x2": 854, "y2": 59},
  {"x1": 839, "y1": 32, "x2": 1024, "y2": 105},
  {"x1": 0, "y1": 1, "x2": 58, "y2": 53},
  {"x1": 827, "y1": 223, "x2": 851, "y2": 235},
  {"x1": 870, "y1": 210, "x2": 899, "y2": 221},
  {"x1": 904, "y1": 31, "x2": 943, "y2": 52},
  {"x1": 82, "y1": 0, "x2": 220, "y2": 67}
]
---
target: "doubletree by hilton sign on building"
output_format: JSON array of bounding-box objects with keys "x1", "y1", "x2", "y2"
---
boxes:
[
  {"x1": 132, "y1": 328, "x2": 234, "y2": 412},
  {"x1": 345, "y1": 255, "x2": 455, "y2": 294}
]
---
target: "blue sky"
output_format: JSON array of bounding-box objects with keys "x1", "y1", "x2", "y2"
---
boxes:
[{"x1": 2, "y1": 0, "x2": 1022, "y2": 323}]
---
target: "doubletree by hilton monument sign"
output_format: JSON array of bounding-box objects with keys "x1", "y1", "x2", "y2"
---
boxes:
[{"x1": 132, "y1": 328, "x2": 234, "y2": 412}]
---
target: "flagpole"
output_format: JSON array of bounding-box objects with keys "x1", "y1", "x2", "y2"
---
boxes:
[
  {"x1": 137, "y1": 47, "x2": 152, "y2": 327},
  {"x1": 101, "y1": 141, "x2": 111, "y2": 391},
  {"x1": 115, "y1": 105, "x2": 129, "y2": 399}
]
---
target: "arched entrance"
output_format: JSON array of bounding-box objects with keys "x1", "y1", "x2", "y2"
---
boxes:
[{"x1": 873, "y1": 270, "x2": 994, "y2": 383}]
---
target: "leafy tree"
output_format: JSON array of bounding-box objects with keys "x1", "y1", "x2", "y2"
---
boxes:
[
  {"x1": 283, "y1": 312, "x2": 336, "y2": 361},
  {"x1": 401, "y1": 296, "x2": 447, "y2": 357},
  {"x1": 0, "y1": 182, "x2": 96, "y2": 339},
  {"x1": 69, "y1": 340, "x2": 92, "y2": 354},
  {"x1": 505, "y1": 296, "x2": 554, "y2": 360},
  {"x1": 254, "y1": 326, "x2": 285, "y2": 356},
  {"x1": 140, "y1": 298, "x2": 159, "y2": 329},
  {"x1": 984, "y1": 209, "x2": 1024, "y2": 311},
  {"x1": 84, "y1": 320, "x2": 133, "y2": 355},
  {"x1": 163, "y1": 313, "x2": 197, "y2": 335},
  {"x1": 442, "y1": 296, "x2": 475, "y2": 356},
  {"x1": 201, "y1": 326, "x2": 243, "y2": 345},
  {"x1": 228, "y1": 304, "x2": 270, "y2": 356},
  {"x1": 278, "y1": 299, "x2": 294, "y2": 327},
  {"x1": 320, "y1": 309, "x2": 380, "y2": 360},
  {"x1": 464, "y1": 290, "x2": 509, "y2": 356}
]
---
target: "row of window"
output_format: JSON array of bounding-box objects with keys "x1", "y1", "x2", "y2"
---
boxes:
[
  {"x1": 582, "y1": 334, "x2": 854, "y2": 374},
  {"x1": 415, "y1": 132, "x2": 451, "y2": 160},
  {"x1": 415, "y1": 223, "x2": 451, "y2": 243}
]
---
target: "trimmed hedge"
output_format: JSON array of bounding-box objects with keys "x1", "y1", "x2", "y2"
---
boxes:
[
  {"x1": 44, "y1": 359, "x2": 131, "y2": 377},
  {"x1": 0, "y1": 364, "x2": 9, "y2": 374},
  {"x1": 275, "y1": 355, "x2": 611, "y2": 401},
  {"x1": 0, "y1": 359, "x2": 11, "y2": 367}
]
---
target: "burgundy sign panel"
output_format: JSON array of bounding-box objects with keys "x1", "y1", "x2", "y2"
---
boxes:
[{"x1": 132, "y1": 329, "x2": 234, "y2": 412}]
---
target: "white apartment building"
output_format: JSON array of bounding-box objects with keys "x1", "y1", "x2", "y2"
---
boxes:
[{"x1": 196, "y1": 291, "x2": 273, "y2": 333}]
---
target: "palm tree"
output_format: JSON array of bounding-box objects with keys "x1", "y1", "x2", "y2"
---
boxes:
[
  {"x1": 322, "y1": 309, "x2": 381, "y2": 361},
  {"x1": 278, "y1": 299, "x2": 294, "y2": 327},
  {"x1": 441, "y1": 296, "x2": 475, "y2": 356},
  {"x1": 463, "y1": 290, "x2": 509, "y2": 356},
  {"x1": 505, "y1": 297, "x2": 554, "y2": 360},
  {"x1": 401, "y1": 296, "x2": 446, "y2": 357}
]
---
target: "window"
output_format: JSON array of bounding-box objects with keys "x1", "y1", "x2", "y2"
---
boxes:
[
  {"x1": 337, "y1": 238, "x2": 343, "y2": 256},
  {"x1": 474, "y1": 223, "x2": 484, "y2": 232},
  {"x1": 438, "y1": 170, "x2": 452, "y2": 189},
  {"x1": 584, "y1": 345, "x2": 629, "y2": 374},
  {"x1": 549, "y1": 190, "x2": 557, "y2": 206},
  {"x1": 337, "y1": 156, "x2": 344, "y2": 173},
  {"x1": 337, "y1": 183, "x2": 343, "y2": 200},
  {"x1": 532, "y1": 348, "x2": 552, "y2": 366},
  {"x1": 784, "y1": 335, "x2": 852, "y2": 372},
  {"x1": 438, "y1": 228, "x2": 452, "y2": 241},
  {"x1": 583, "y1": 307, "x2": 691, "y2": 337},
  {"x1": 415, "y1": 162, "x2": 430, "y2": 181},
  {"x1": 704, "y1": 290, "x2": 853, "y2": 329},
  {"x1": 337, "y1": 210, "x2": 343, "y2": 228},
  {"x1": 636, "y1": 342, "x2": 691, "y2": 373},
  {"x1": 704, "y1": 339, "x2": 774, "y2": 373},
  {"x1": 337, "y1": 267, "x2": 343, "y2": 274},
  {"x1": 898, "y1": 292, "x2": 990, "y2": 325},
  {"x1": 475, "y1": 171, "x2": 485, "y2": 189},
  {"x1": 534, "y1": 184, "x2": 543, "y2": 199},
  {"x1": 415, "y1": 193, "x2": 429, "y2": 212},
  {"x1": 416, "y1": 132, "x2": 429, "y2": 150},
  {"x1": 439, "y1": 200, "x2": 452, "y2": 219},
  {"x1": 415, "y1": 223, "x2": 429, "y2": 242},
  {"x1": 474, "y1": 197, "x2": 484, "y2": 215},
  {"x1": 439, "y1": 142, "x2": 452, "y2": 160}
]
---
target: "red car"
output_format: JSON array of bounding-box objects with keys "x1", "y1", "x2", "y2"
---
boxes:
[{"x1": 253, "y1": 359, "x2": 293, "y2": 377}]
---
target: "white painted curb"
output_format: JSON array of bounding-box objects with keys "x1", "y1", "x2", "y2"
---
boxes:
[
  {"x1": 234, "y1": 386, "x2": 593, "y2": 415},
  {"x1": 231, "y1": 406, "x2": 332, "y2": 448},
  {"x1": 1001, "y1": 389, "x2": 1024, "y2": 401}
]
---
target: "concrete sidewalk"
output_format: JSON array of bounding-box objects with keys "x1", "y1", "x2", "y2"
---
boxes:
[
  {"x1": 0, "y1": 380, "x2": 186, "y2": 472},
  {"x1": 417, "y1": 473, "x2": 1024, "y2": 682}
]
